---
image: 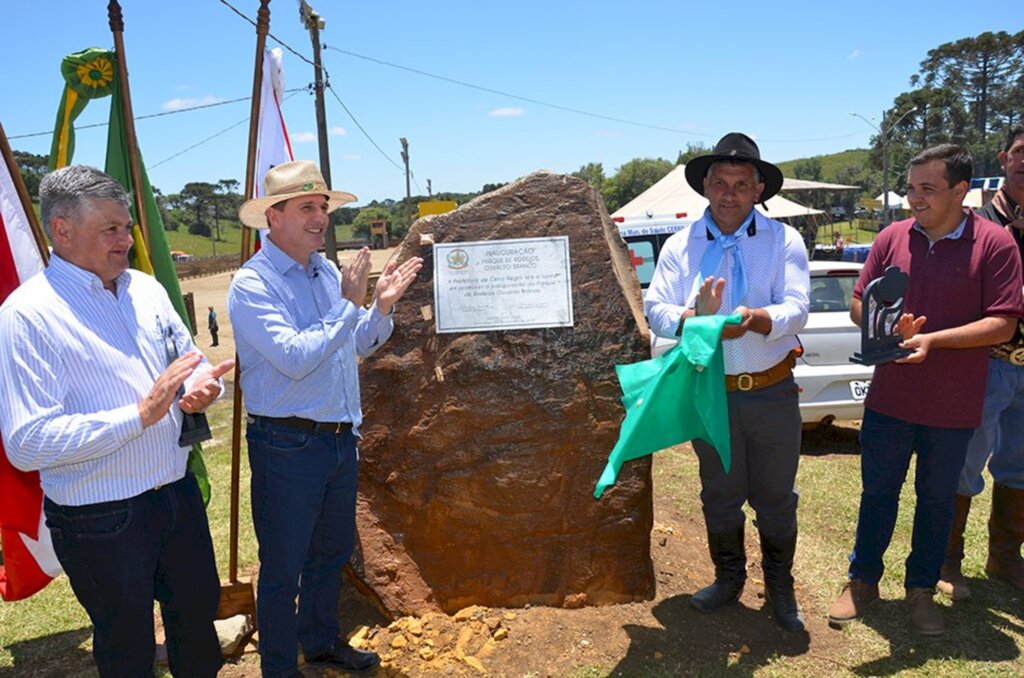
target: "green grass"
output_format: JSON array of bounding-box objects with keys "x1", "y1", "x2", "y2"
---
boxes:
[
  {"x1": 651, "y1": 440, "x2": 1024, "y2": 677},
  {"x1": 163, "y1": 222, "x2": 356, "y2": 259},
  {"x1": 776, "y1": 148, "x2": 872, "y2": 182},
  {"x1": 3, "y1": 420, "x2": 1022, "y2": 676}
]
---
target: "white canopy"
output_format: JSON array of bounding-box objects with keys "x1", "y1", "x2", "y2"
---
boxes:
[
  {"x1": 613, "y1": 165, "x2": 823, "y2": 220},
  {"x1": 873, "y1": 191, "x2": 905, "y2": 205},
  {"x1": 783, "y1": 178, "x2": 860, "y2": 191}
]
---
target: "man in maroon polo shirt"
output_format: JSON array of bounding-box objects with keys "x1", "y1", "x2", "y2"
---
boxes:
[{"x1": 828, "y1": 144, "x2": 1024, "y2": 636}]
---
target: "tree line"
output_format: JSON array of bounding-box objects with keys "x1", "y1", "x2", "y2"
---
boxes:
[{"x1": 13, "y1": 30, "x2": 1021, "y2": 237}]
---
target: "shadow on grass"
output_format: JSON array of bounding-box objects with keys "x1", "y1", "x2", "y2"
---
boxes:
[
  {"x1": 848, "y1": 580, "x2": 1022, "y2": 675},
  {"x1": 610, "y1": 594, "x2": 810, "y2": 677},
  {"x1": 801, "y1": 422, "x2": 861, "y2": 457},
  {"x1": 0, "y1": 626, "x2": 94, "y2": 678}
]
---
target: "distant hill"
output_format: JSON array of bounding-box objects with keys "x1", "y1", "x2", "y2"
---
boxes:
[{"x1": 776, "y1": 148, "x2": 871, "y2": 183}]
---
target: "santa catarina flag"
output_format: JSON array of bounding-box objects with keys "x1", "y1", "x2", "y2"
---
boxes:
[
  {"x1": 251, "y1": 47, "x2": 294, "y2": 251},
  {"x1": 0, "y1": 129, "x2": 61, "y2": 601}
]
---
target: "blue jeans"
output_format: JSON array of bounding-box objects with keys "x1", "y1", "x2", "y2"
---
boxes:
[
  {"x1": 849, "y1": 408, "x2": 974, "y2": 589},
  {"x1": 247, "y1": 419, "x2": 360, "y2": 678},
  {"x1": 958, "y1": 358, "x2": 1024, "y2": 496},
  {"x1": 43, "y1": 473, "x2": 221, "y2": 678}
]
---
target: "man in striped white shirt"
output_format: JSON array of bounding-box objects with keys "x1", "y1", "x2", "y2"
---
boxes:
[{"x1": 0, "y1": 165, "x2": 233, "y2": 677}]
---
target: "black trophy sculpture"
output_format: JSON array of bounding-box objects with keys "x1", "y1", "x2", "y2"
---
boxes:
[
  {"x1": 851, "y1": 265, "x2": 913, "y2": 366},
  {"x1": 163, "y1": 325, "x2": 213, "y2": 447}
]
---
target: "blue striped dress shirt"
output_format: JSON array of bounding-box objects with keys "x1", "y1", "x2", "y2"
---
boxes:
[
  {"x1": 645, "y1": 209, "x2": 810, "y2": 374},
  {"x1": 227, "y1": 236, "x2": 393, "y2": 432},
  {"x1": 0, "y1": 254, "x2": 210, "y2": 506}
]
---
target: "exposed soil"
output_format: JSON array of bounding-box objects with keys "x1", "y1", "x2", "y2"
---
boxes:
[{"x1": 179, "y1": 260, "x2": 852, "y2": 678}]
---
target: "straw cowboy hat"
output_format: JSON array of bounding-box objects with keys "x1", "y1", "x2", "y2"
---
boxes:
[
  {"x1": 238, "y1": 160, "x2": 357, "y2": 229},
  {"x1": 684, "y1": 132, "x2": 784, "y2": 202}
]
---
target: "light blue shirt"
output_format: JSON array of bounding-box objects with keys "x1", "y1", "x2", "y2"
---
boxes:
[
  {"x1": 912, "y1": 213, "x2": 968, "y2": 251},
  {"x1": 645, "y1": 209, "x2": 810, "y2": 374},
  {"x1": 227, "y1": 236, "x2": 393, "y2": 431},
  {"x1": 0, "y1": 254, "x2": 208, "y2": 506}
]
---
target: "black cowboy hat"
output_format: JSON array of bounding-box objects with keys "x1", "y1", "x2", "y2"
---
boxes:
[{"x1": 684, "y1": 132, "x2": 784, "y2": 202}]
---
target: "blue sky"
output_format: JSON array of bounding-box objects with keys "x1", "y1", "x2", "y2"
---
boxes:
[{"x1": 4, "y1": 1, "x2": 1021, "y2": 205}]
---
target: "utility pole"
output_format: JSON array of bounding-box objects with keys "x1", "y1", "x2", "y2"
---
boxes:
[
  {"x1": 427, "y1": 179, "x2": 432, "y2": 197},
  {"x1": 300, "y1": 0, "x2": 338, "y2": 263},
  {"x1": 851, "y1": 105, "x2": 917, "y2": 229},
  {"x1": 400, "y1": 137, "x2": 412, "y2": 225}
]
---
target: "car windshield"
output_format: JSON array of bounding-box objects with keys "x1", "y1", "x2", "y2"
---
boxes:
[{"x1": 809, "y1": 274, "x2": 857, "y2": 313}]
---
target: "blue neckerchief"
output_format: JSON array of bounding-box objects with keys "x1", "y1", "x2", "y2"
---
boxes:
[{"x1": 699, "y1": 208, "x2": 756, "y2": 306}]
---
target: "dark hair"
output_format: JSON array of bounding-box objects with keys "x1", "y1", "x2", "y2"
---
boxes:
[
  {"x1": 1005, "y1": 125, "x2": 1024, "y2": 152},
  {"x1": 909, "y1": 143, "x2": 973, "y2": 187}
]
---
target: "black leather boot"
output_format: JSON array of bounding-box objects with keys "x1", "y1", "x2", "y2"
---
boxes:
[
  {"x1": 760, "y1": 529, "x2": 806, "y2": 632},
  {"x1": 691, "y1": 523, "x2": 746, "y2": 612}
]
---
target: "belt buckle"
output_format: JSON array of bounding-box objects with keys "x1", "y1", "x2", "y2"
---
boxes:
[
  {"x1": 1011, "y1": 348, "x2": 1024, "y2": 366},
  {"x1": 736, "y1": 373, "x2": 754, "y2": 391},
  {"x1": 333, "y1": 422, "x2": 344, "y2": 434}
]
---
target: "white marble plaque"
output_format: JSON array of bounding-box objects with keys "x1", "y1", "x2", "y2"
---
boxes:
[{"x1": 433, "y1": 236, "x2": 573, "y2": 333}]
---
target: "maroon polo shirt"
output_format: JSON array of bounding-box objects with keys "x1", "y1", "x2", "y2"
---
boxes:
[{"x1": 853, "y1": 212, "x2": 1024, "y2": 428}]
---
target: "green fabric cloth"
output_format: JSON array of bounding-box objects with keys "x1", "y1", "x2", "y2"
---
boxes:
[{"x1": 595, "y1": 314, "x2": 740, "y2": 498}]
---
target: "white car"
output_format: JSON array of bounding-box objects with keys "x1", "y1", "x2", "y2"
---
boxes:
[{"x1": 795, "y1": 261, "x2": 872, "y2": 428}]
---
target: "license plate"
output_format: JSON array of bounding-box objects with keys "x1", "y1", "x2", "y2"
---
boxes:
[{"x1": 850, "y1": 380, "x2": 870, "y2": 401}]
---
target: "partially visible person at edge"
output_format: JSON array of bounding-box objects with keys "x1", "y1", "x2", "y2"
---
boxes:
[
  {"x1": 937, "y1": 126, "x2": 1024, "y2": 601},
  {"x1": 0, "y1": 165, "x2": 234, "y2": 677},
  {"x1": 227, "y1": 160, "x2": 423, "y2": 678},
  {"x1": 828, "y1": 144, "x2": 1024, "y2": 636},
  {"x1": 645, "y1": 133, "x2": 811, "y2": 632}
]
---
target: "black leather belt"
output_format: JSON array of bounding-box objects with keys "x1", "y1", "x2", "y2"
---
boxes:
[{"x1": 251, "y1": 414, "x2": 352, "y2": 435}]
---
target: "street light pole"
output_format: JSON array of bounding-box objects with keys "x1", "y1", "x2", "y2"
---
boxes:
[{"x1": 851, "y1": 105, "x2": 917, "y2": 228}]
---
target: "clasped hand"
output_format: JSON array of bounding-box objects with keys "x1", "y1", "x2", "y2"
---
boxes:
[
  {"x1": 694, "y1": 275, "x2": 751, "y2": 339},
  {"x1": 138, "y1": 353, "x2": 235, "y2": 427}
]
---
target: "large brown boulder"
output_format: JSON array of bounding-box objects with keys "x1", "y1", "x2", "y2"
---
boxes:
[{"x1": 355, "y1": 171, "x2": 654, "y2": 616}]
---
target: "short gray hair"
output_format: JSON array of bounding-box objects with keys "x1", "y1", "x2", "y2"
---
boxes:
[{"x1": 39, "y1": 165, "x2": 131, "y2": 240}]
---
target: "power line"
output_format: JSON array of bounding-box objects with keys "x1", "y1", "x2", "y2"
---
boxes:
[
  {"x1": 7, "y1": 93, "x2": 292, "y2": 140},
  {"x1": 324, "y1": 83, "x2": 405, "y2": 172},
  {"x1": 216, "y1": 0, "x2": 323, "y2": 75},
  {"x1": 149, "y1": 90, "x2": 304, "y2": 170},
  {"x1": 323, "y1": 45, "x2": 866, "y2": 144}
]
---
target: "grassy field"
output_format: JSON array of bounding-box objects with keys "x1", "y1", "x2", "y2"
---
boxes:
[
  {"x1": 163, "y1": 222, "x2": 355, "y2": 259},
  {"x1": 2, "y1": 410, "x2": 1021, "y2": 676}
]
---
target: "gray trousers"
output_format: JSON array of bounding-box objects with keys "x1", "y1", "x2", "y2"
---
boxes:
[{"x1": 691, "y1": 376, "x2": 801, "y2": 539}]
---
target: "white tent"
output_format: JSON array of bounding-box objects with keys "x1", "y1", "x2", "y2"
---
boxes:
[
  {"x1": 873, "y1": 191, "x2": 905, "y2": 205},
  {"x1": 613, "y1": 165, "x2": 824, "y2": 220}
]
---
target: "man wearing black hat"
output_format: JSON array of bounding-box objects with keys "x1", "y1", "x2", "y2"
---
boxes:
[{"x1": 645, "y1": 133, "x2": 810, "y2": 632}]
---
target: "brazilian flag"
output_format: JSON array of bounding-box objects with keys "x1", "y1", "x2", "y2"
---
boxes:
[{"x1": 49, "y1": 48, "x2": 209, "y2": 503}]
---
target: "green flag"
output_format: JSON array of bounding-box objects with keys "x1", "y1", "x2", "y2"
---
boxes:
[
  {"x1": 595, "y1": 314, "x2": 740, "y2": 498},
  {"x1": 48, "y1": 48, "x2": 117, "y2": 170}
]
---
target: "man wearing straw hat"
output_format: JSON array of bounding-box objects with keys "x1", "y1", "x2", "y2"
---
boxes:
[
  {"x1": 229, "y1": 160, "x2": 422, "y2": 677},
  {"x1": 0, "y1": 165, "x2": 232, "y2": 677}
]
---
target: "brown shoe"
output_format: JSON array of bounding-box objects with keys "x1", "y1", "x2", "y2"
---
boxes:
[
  {"x1": 986, "y1": 483, "x2": 1024, "y2": 591},
  {"x1": 937, "y1": 493, "x2": 973, "y2": 600},
  {"x1": 828, "y1": 579, "x2": 879, "y2": 626},
  {"x1": 906, "y1": 587, "x2": 944, "y2": 635}
]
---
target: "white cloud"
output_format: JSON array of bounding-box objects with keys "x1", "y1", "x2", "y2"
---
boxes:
[
  {"x1": 161, "y1": 95, "x2": 225, "y2": 111},
  {"x1": 342, "y1": 153, "x2": 361, "y2": 160},
  {"x1": 847, "y1": 49, "x2": 862, "y2": 60},
  {"x1": 488, "y1": 107, "x2": 526, "y2": 117},
  {"x1": 596, "y1": 129, "x2": 622, "y2": 138},
  {"x1": 329, "y1": 126, "x2": 348, "y2": 136},
  {"x1": 291, "y1": 131, "x2": 317, "y2": 143}
]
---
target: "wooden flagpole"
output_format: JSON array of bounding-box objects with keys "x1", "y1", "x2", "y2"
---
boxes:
[
  {"x1": 218, "y1": 0, "x2": 272, "y2": 624},
  {"x1": 106, "y1": 0, "x2": 151, "y2": 256},
  {"x1": 0, "y1": 122, "x2": 50, "y2": 266}
]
